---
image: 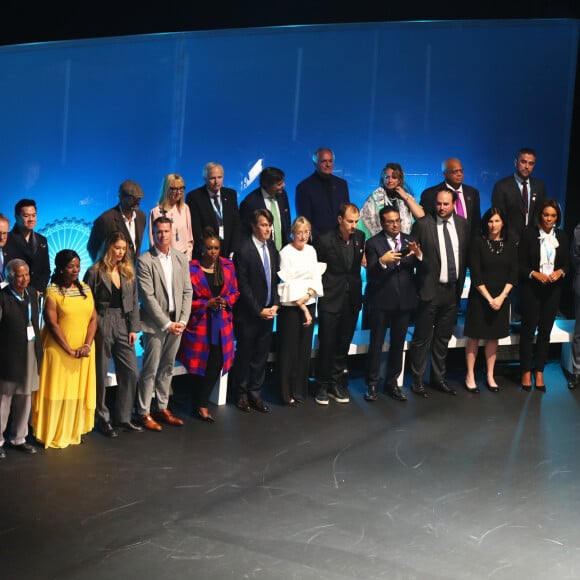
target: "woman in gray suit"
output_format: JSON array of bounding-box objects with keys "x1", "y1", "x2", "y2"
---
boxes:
[{"x1": 84, "y1": 232, "x2": 142, "y2": 437}]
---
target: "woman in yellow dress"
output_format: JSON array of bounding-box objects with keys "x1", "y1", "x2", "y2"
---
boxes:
[{"x1": 32, "y1": 250, "x2": 97, "y2": 448}]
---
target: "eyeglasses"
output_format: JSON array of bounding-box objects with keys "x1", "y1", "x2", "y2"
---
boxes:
[
  {"x1": 169, "y1": 186, "x2": 185, "y2": 192},
  {"x1": 0, "y1": 231, "x2": 8, "y2": 237},
  {"x1": 294, "y1": 230, "x2": 311, "y2": 238},
  {"x1": 382, "y1": 219, "x2": 401, "y2": 225}
]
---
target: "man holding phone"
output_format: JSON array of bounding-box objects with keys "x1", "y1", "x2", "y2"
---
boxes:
[{"x1": 363, "y1": 206, "x2": 421, "y2": 402}]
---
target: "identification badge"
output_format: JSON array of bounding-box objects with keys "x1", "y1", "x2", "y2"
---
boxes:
[
  {"x1": 27, "y1": 324, "x2": 36, "y2": 341},
  {"x1": 219, "y1": 225, "x2": 224, "y2": 240}
]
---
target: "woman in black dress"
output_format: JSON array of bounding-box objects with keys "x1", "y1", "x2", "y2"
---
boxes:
[
  {"x1": 518, "y1": 199, "x2": 569, "y2": 392},
  {"x1": 464, "y1": 208, "x2": 517, "y2": 392}
]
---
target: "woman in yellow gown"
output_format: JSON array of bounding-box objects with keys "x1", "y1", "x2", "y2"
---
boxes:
[{"x1": 32, "y1": 250, "x2": 97, "y2": 448}]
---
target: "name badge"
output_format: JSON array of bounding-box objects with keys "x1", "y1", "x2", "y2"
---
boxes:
[
  {"x1": 27, "y1": 324, "x2": 36, "y2": 341},
  {"x1": 219, "y1": 225, "x2": 224, "y2": 240}
]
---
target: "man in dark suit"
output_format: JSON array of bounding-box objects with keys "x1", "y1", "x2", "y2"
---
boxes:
[
  {"x1": 136, "y1": 216, "x2": 192, "y2": 431},
  {"x1": 296, "y1": 148, "x2": 350, "y2": 239},
  {"x1": 3, "y1": 199, "x2": 50, "y2": 292},
  {"x1": 420, "y1": 158, "x2": 481, "y2": 238},
  {"x1": 364, "y1": 206, "x2": 421, "y2": 403},
  {"x1": 239, "y1": 166, "x2": 292, "y2": 251},
  {"x1": 408, "y1": 189, "x2": 470, "y2": 397},
  {"x1": 186, "y1": 162, "x2": 241, "y2": 259},
  {"x1": 314, "y1": 203, "x2": 365, "y2": 405},
  {"x1": 87, "y1": 180, "x2": 146, "y2": 263},
  {"x1": 491, "y1": 147, "x2": 546, "y2": 243},
  {"x1": 233, "y1": 208, "x2": 280, "y2": 413}
]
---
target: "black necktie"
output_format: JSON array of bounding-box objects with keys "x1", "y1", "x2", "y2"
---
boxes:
[
  {"x1": 443, "y1": 220, "x2": 457, "y2": 284},
  {"x1": 521, "y1": 180, "x2": 529, "y2": 215}
]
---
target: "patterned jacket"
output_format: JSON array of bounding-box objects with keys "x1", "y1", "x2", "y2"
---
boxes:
[{"x1": 177, "y1": 257, "x2": 239, "y2": 376}]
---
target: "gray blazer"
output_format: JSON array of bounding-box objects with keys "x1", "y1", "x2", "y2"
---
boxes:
[
  {"x1": 137, "y1": 247, "x2": 192, "y2": 334},
  {"x1": 83, "y1": 266, "x2": 141, "y2": 333}
]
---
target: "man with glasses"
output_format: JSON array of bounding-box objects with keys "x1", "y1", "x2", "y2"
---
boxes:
[
  {"x1": 420, "y1": 158, "x2": 481, "y2": 237},
  {"x1": 363, "y1": 207, "x2": 421, "y2": 403},
  {"x1": 87, "y1": 180, "x2": 147, "y2": 263},
  {"x1": 3, "y1": 200, "x2": 50, "y2": 292}
]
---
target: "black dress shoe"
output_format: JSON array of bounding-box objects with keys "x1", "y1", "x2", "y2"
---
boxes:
[
  {"x1": 250, "y1": 399, "x2": 269, "y2": 413},
  {"x1": 292, "y1": 396, "x2": 304, "y2": 404},
  {"x1": 364, "y1": 385, "x2": 378, "y2": 402},
  {"x1": 432, "y1": 381, "x2": 457, "y2": 395},
  {"x1": 237, "y1": 397, "x2": 251, "y2": 412},
  {"x1": 286, "y1": 399, "x2": 298, "y2": 407},
  {"x1": 118, "y1": 421, "x2": 143, "y2": 432},
  {"x1": 11, "y1": 442, "x2": 37, "y2": 454},
  {"x1": 99, "y1": 422, "x2": 119, "y2": 438},
  {"x1": 0, "y1": 446, "x2": 5, "y2": 459},
  {"x1": 389, "y1": 386, "x2": 407, "y2": 401},
  {"x1": 568, "y1": 375, "x2": 580, "y2": 390},
  {"x1": 411, "y1": 383, "x2": 428, "y2": 398}
]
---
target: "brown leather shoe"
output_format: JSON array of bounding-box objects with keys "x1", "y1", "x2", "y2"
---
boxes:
[
  {"x1": 155, "y1": 408, "x2": 184, "y2": 426},
  {"x1": 140, "y1": 413, "x2": 162, "y2": 431}
]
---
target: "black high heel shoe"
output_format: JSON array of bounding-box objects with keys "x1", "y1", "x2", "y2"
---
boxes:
[
  {"x1": 464, "y1": 382, "x2": 480, "y2": 393},
  {"x1": 485, "y1": 379, "x2": 499, "y2": 393},
  {"x1": 197, "y1": 410, "x2": 215, "y2": 423}
]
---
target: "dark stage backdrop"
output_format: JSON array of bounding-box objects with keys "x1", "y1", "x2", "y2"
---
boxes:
[{"x1": 0, "y1": 19, "x2": 578, "y2": 268}]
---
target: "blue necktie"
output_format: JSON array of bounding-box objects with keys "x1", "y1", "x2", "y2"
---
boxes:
[
  {"x1": 0, "y1": 250, "x2": 4, "y2": 282},
  {"x1": 262, "y1": 242, "x2": 271, "y2": 305}
]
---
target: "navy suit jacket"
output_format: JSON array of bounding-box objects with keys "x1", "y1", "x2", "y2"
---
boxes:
[
  {"x1": 186, "y1": 185, "x2": 241, "y2": 259},
  {"x1": 4, "y1": 227, "x2": 50, "y2": 290},
  {"x1": 87, "y1": 206, "x2": 147, "y2": 263},
  {"x1": 364, "y1": 231, "x2": 418, "y2": 312},
  {"x1": 233, "y1": 236, "x2": 280, "y2": 324},
  {"x1": 314, "y1": 227, "x2": 365, "y2": 314},
  {"x1": 411, "y1": 214, "x2": 470, "y2": 303},
  {"x1": 491, "y1": 175, "x2": 546, "y2": 242},
  {"x1": 420, "y1": 182, "x2": 481, "y2": 237},
  {"x1": 295, "y1": 172, "x2": 350, "y2": 239},
  {"x1": 239, "y1": 188, "x2": 292, "y2": 248}
]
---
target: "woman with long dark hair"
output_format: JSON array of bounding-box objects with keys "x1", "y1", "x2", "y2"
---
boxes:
[
  {"x1": 518, "y1": 198, "x2": 569, "y2": 391},
  {"x1": 464, "y1": 208, "x2": 517, "y2": 392}
]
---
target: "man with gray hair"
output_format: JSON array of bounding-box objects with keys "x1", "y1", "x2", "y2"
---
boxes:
[
  {"x1": 0, "y1": 258, "x2": 42, "y2": 457},
  {"x1": 186, "y1": 162, "x2": 241, "y2": 259}
]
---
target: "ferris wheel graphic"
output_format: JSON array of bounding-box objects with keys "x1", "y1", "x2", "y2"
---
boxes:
[{"x1": 39, "y1": 217, "x2": 93, "y2": 278}]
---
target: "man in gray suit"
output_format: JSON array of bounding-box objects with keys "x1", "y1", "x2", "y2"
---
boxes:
[{"x1": 136, "y1": 216, "x2": 192, "y2": 431}]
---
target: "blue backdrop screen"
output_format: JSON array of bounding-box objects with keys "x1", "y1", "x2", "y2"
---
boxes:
[{"x1": 0, "y1": 19, "x2": 578, "y2": 264}]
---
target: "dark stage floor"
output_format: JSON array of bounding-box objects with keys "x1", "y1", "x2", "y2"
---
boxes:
[{"x1": 2, "y1": 357, "x2": 580, "y2": 580}]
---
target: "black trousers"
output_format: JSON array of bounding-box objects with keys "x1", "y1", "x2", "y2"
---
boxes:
[
  {"x1": 409, "y1": 284, "x2": 458, "y2": 384},
  {"x1": 520, "y1": 281, "x2": 561, "y2": 372},
  {"x1": 366, "y1": 308, "x2": 412, "y2": 390},
  {"x1": 277, "y1": 304, "x2": 315, "y2": 402},
  {"x1": 189, "y1": 344, "x2": 223, "y2": 408},
  {"x1": 316, "y1": 303, "x2": 359, "y2": 387},
  {"x1": 233, "y1": 317, "x2": 274, "y2": 401}
]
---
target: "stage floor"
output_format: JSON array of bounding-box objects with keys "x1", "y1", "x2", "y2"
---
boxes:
[{"x1": 2, "y1": 357, "x2": 580, "y2": 580}]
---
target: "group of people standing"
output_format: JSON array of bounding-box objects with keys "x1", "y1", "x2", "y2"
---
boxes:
[{"x1": 0, "y1": 146, "x2": 576, "y2": 458}]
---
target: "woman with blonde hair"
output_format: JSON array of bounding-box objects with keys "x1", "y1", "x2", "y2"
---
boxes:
[
  {"x1": 277, "y1": 216, "x2": 324, "y2": 406},
  {"x1": 149, "y1": 173, "x2": 194, "y2": 260},
  {"x1": 84, "y1": 231, "x2": 142, "y2": 436}
]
